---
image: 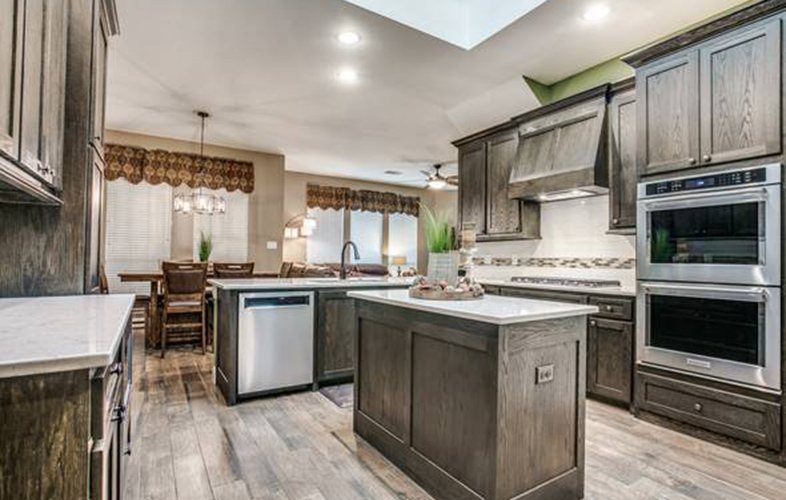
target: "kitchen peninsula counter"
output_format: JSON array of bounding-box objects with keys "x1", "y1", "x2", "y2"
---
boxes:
[{"x1": 348, "y1": 289, "x2": 598, "y2": 500}]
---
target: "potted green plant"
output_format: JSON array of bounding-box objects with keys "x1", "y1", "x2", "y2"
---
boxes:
[
  {"x1": 198, "y1": 231, "x2": 213, "y2": 263},
  {"x1": 421, "y1": 204, "x2": 458, "y2": 282}
]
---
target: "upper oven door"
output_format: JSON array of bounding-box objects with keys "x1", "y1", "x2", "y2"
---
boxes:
[
  {"x1": 637, "y1": 282, "x2": 781, "y2": 391},
  {"x1": 637, "y1": 183, "x2": 780, "y2": 285}
]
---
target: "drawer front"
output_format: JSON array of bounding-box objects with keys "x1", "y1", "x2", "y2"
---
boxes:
[
  {"x1": 500, "y1": 287, "x2": 588, "y2": 304},
  {"x1": 636, "y1": 372, "x2": 781, "y2": 450},
  {"x1": 589, "y1": 296, "x2": 633, "y2": 321}
]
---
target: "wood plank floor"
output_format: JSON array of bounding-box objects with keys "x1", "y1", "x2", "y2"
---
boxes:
[{"x1": 124, "y1": 329, "x2": 786, "y2": 500}]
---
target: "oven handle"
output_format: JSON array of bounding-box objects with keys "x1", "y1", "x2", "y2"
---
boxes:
[
  {"x1": 640, "y1": 283, "x2": 770, "y2": 302},
  {"x1": 640, "y1": 186, "x2": 770, "y2": 211}
]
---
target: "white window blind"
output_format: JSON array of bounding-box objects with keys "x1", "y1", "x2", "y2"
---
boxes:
[
  {"x1": 306, "y1": 208, "x2": 344, "y2": 263},
  {"x1": 105, "y1": 178, "x2": 173, "y2": 294},
  {"x1": 350, "y1": 210, "x2": 383, "y2": 264},
  {"x1": 388, "y1": 213, "x2": 418, "y2": 269},
  {"x1": 193, "y1": 189, "x2": 249, "y2": 262}
]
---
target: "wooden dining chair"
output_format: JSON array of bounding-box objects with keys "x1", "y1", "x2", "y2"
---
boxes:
[
  {"x1": 213, "y1": 262, "x2": 255, "y2": 278},
  {"x1": 160, "y1": 261, "x2": 208, "y2": 358}
]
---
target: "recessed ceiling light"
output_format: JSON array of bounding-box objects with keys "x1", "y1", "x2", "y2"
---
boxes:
[
  {"x1": 336, "y1": 68, "x2": 359, "y2": 83},
  {"x1": 582, "y1": 4, "x2": 610, "y2": 22},
  {"x1": 337, "y1": 31, "x2": 361, "y2": 45}
]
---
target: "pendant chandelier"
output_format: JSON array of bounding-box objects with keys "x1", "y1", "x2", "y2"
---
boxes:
[{"x1": 173, "y1": 111, "x2": 226, "y2": 215}]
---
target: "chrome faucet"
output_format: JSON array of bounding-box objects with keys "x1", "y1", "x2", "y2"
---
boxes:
[{"x1": 339, "y1": 241, "x2": 361, "y2": 280}]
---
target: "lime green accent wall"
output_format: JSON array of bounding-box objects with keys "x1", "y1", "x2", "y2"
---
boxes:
[{"x1": 525, "y1": 58, "x2": 633, "y2": 106}]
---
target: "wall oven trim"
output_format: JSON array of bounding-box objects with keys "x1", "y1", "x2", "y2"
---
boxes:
[{"x1": 637, "y1": 281, "x2": 781, "y2": 392}]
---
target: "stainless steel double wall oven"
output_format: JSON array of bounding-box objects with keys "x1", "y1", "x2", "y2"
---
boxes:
[{"x1": 637, "y1": 164, "x2": 782, "y2": 391}]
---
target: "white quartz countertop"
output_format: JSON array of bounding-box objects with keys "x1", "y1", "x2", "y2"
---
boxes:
[
  {"x1": 348, "y1": 289, "x2": 598, "y2": 325},
  {"x1": 209, "y1": 277, "x2": 414, "y2": 290},
  {"x1": 477, "y1": 279, "x2": 637, "y2": 297},
  {"x1": 0, "y1": 294, "x2": 135, "y2": 378}
]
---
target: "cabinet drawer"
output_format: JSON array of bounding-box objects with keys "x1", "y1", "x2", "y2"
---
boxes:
[
  {"x1": 500, "y1": 287, "x2": 587, "y2": 304},
  {"x1": 589, "y1": 296, "x2": 633, "y2": 321},
  {"x1": 636, "y1": 372, "x2": 781, "y2": 450}
]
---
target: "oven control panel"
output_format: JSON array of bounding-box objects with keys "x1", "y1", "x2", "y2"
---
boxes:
[{"x1": 645, "y1": 168, "x2": 766, "y2": 196}]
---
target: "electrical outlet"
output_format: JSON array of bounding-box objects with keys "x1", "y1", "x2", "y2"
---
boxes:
[{"x1": 536, "y1": 364, "x2": 554, "y2": 385}]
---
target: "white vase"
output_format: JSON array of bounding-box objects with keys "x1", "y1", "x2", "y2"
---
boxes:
[{"x1": 427, "y1": 252, "x2": 459, "y2": 283}]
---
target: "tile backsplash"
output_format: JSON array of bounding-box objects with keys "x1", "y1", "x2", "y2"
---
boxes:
[{"x1": 470, "y1": 194, "x2": 636, "y2": 286}]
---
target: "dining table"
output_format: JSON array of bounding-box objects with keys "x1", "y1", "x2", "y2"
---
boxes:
[{"x1": 118, "y1": 270, "x2": 277, "y2": 348}]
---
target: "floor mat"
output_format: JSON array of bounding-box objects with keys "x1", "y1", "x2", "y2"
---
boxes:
[{"x1": 320, "y1": 383, "x2": 353, "y2": 408}]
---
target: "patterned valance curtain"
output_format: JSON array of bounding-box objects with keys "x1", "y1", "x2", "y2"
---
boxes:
[
  {"x1": 104, "y1": 143, "x2": 255, "y2": 194},
  {"x1": 306, "y1": 184, "x2": 419, "y2": 217}
]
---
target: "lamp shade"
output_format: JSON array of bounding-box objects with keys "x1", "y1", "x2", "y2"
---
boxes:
[{"x1": 391, "y1": 255, "x2": 407, "y2": 266}]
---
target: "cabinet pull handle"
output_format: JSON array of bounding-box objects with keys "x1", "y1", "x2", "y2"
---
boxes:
[
  {"x1": 693, "y1": 403, "x2": 703, "y2": 412},
  {"x1": 109, "y1": 362, "x2": 123, "y2": 375},
  {"x1": 688, "y1": 157, "x2": 696, "y2": 165},
  {"x1": 702, "y1": 154, "x2": 711, "y2": 163}
]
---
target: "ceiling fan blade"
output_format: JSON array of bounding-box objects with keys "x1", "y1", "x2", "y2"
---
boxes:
[
  {"x1": 446, "y1": 176, "x2": 459, "y2": 186},
  {"x1": 419, "y1": 170, "x2": 433, "y2": 177}
]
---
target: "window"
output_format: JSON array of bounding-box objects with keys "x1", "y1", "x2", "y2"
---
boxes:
[
  {"x1": 350, "y1": 210, "x2": 383, "y2": 264},
  {"x1": 193, "y1": 189, "x2": 249, "y2": 262},
  {"x1": 388, "y1": 213, "x2": 418, "y2": 269},
  {"x1": 306, "y1": 208, "x2": 345, "y2": 263},
  {"x1": 105, "y1": 179, "x2": 173, "y2": 294}
]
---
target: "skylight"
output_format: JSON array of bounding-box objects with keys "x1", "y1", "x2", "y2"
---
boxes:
[{"x1": 342, "y1": 0, "x2": 548, "y2": 50}]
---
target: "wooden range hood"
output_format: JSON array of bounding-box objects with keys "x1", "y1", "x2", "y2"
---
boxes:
[{"x1": 508, "y1": 84, "x2": 610, "y2": 202}]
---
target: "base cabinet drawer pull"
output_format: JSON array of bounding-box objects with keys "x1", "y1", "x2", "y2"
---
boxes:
[{"x1": 694, "y1": 403, "x2": 703, "y2": 412}]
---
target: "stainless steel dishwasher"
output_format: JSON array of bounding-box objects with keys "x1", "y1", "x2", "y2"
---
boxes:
[{"x1": 237, "y1": 291, "x2": 314, "y2": 396}]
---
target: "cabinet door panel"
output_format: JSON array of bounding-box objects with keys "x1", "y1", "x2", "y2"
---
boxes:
[
  {"x1": 318, "y1": 292, "x2": 356, "y2": 381},
  {"x1": 609, "y1": 90, "x2": 637, "y2": 230},
  {"x1": 486, "y1": 132, "x2": 520, "y2": 235},
  {"x1": 458, "y1": 142, "x2": 486, "y2": 235},
  {"x1": 41, "y1": 0, "x2": 68, "y2": 189},
  {"x1": 91, "y1": 10, "x2": 108, "y2": 156},
  {"x1": 86, "y1": 154, "x2": 104, "y2": 293},
  {"x1": 587, "y1": 318, "x2": 633, "y2": 405},
  {"x1": 20, "y1": 0, "x2": 45, "y2": 173},
  {"x1": 0, "y1": 0, "x2": 23, "y2": 160},
  {"x1": 700, "y1": 19, "x2": 781, "y2": 165},
  {"x1": 638, "y1": 52, "x2": 700, "y2": 175}
]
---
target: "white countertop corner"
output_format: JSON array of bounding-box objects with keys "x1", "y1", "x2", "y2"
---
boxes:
[
  {"x1": 348, "y1": 289, "x2": 598, "y2": 325},
  {"x1": 0, "y1": 294, "x2": 136, "y2": 378}
]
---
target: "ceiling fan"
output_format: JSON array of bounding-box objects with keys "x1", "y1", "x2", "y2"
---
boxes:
[{"x1": 420, "y1": 163, "x2": 459, "y2": 190}]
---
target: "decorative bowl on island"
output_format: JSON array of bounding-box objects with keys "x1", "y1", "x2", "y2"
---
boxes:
[{"x1": 408, "y1": 276, "x2": 484, "y2": 301}]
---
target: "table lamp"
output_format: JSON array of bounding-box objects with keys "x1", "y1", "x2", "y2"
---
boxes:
[{"x1": 391, "y1": 256, "x2": 407, "y2": 277}]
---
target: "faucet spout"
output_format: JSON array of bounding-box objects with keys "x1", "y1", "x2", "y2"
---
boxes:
[{"x1": 340, "y1": 241, "x2": 361, "y2": 280}]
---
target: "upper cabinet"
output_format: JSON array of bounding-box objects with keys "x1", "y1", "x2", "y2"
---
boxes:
[
  {"x1": 91, "y1": 4, "x2": 109, "y2": 158},
  {"x1": 456, "y1": 126, "x2": 540, "y2": 242},
  {"x1": 0, "y1": 0, "x2": 68, "y2": 203},
  {"x1": 608, "y1": 83, "x2": 637, "y2": 232},
  {"x1": 628, "y1": 10, "x2": 784, "y2": 177}
]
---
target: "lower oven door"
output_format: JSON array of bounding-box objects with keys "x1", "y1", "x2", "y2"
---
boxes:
[{"x1": 637, "y1": 282, "x2": 781, "y2": 391}]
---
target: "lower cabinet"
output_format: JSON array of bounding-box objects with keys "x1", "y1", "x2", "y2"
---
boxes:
[
  {"x1": 635, "y1": 369, "x2": 782, "y2": 451},
  {"x1": 316, "y1": 290, "x2": 356, "y2": 384},
  {"x1": 494, "y1": 286, "x2": 634, "y2": 406}
]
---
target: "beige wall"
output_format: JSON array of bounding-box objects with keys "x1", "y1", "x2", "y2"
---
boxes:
[
  {"x1": 105, "y1": 130, "x2": 286, "y2": 272},
  {"x1": 283, "y1": 171, "x2": 457, "y2": 273}
]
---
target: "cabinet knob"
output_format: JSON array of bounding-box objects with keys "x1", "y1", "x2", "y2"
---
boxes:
[
  {"x1": 702, "y1": 154, "x2": 711, "y2": 163},
  {"x1": 589, "y1": 320, "x2": 597, "y2": 326},
  {"x1": 693, "y1": 402, "x2": 703, "y2": 412},
  {"x1": 612, "y1": 218, "x2": 619, "y2": 225},
  {"x1": 688, "y1": 157, "x2": 697, "y2": 165},
  {"x1": 605, "y1": 305, "x2": 613, "y2": 311}
]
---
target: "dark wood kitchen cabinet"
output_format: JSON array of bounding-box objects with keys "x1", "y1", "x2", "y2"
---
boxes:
[
  {"x1": 0, "y1": 0, "x2": 67, "y2": 202},
  {"x1": 91, "y1": 1, "x2": 110, "y2": 158},
  {"x1": 608, "y1": 82, "x2": 637, "y2": 232},
  {"x1": 455, "y1": 127, "x2": 539, "y2": 242},
  {"x1": 627, "y1": 7, "x2": 785, "y2": 177},
  {"x1": 316, "y1": 290, "x2": 356, "y2": 384},
  {"x1": 635, "y1": 52, "x2": 700, "y2": 176}
]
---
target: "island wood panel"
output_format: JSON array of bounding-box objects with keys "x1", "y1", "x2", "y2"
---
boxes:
[
  {"x1": 215, "y1": 288, "x2": 239, "y2": 405},
  {"x1": 0, "y1": 369, "x2": 91, "y2": 500},
  {"x1": 699, "y1": 18, "x2": 782, "y2": 165},
  {"x1": 410, "y1": 330, "x2": 496, "y2": 497},
  {"x1": 317, "y1": 291, "x2": 356, "y2": 382},
  {"x1": 353, "y1": 300, "x2": 586, "y2": 500},
  {"x1": 356, "y1": 317, "x2": 408, "y2": 440},
  {"x1": 496, "y1": 316, "x2": 585, "y2": 499}
]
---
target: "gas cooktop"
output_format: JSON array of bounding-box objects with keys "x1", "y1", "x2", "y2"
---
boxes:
[{"x1": 509, "y1": 277, "x2": 622, "y2": 288}]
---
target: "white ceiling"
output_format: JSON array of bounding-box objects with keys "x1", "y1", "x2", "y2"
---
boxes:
[{"x1": 107, "y1": 0, "x2": 744, "y2": 187}]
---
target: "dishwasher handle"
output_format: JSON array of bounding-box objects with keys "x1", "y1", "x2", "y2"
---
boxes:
[{"x1": 243, "y1": 295, "x2": 311, "y2": 309}]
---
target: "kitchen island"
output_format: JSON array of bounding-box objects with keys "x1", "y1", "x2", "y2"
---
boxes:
[
  {"x1": 209, "y1": 277, "x2": 412, "y2": 404},
  {"x1": 348, "y1": 289, "x2": 598, "y2": 500}
]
